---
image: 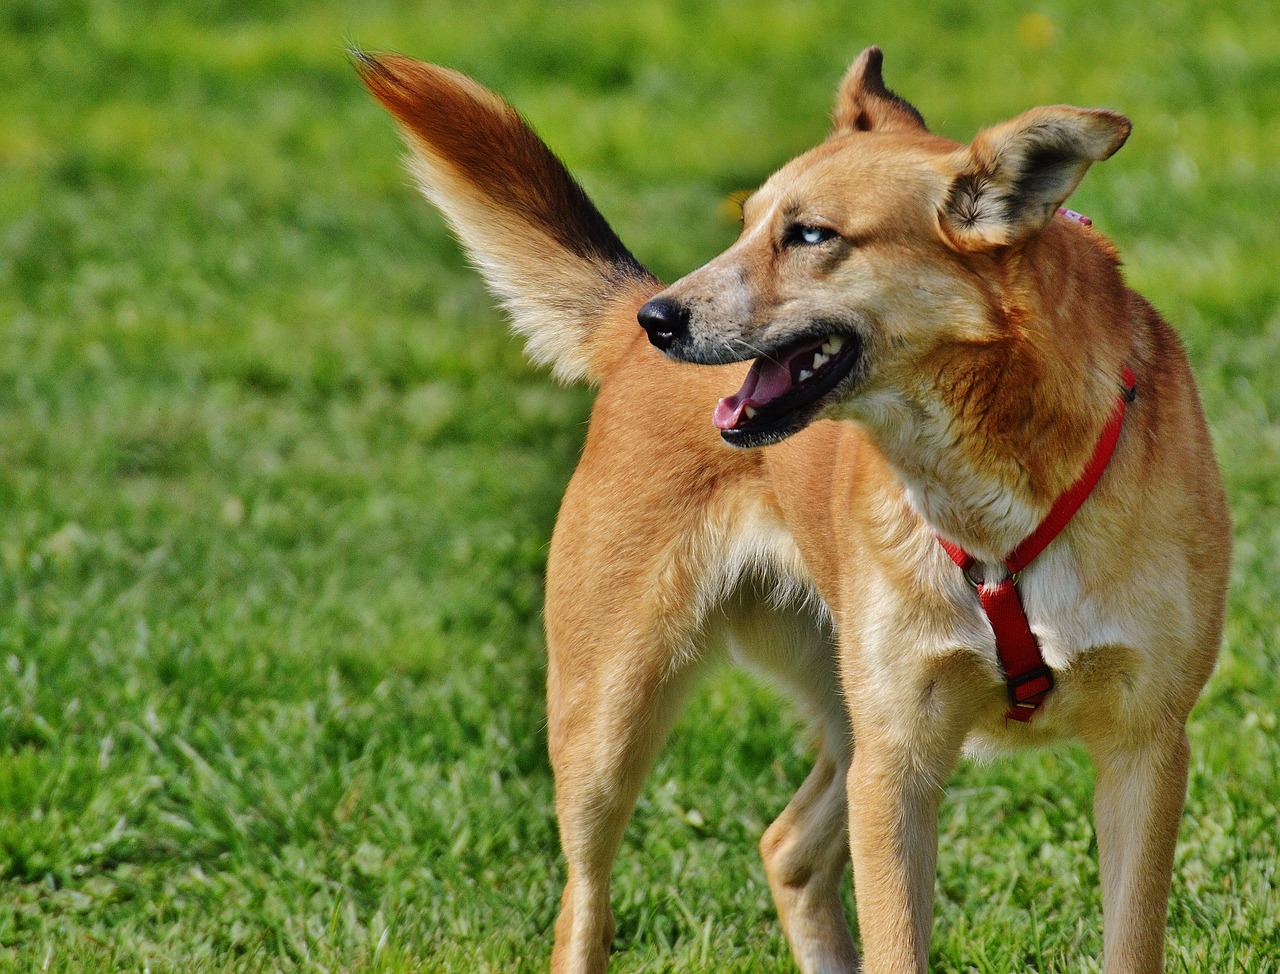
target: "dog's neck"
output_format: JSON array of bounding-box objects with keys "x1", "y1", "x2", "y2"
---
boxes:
[{"x1": 861, "y1": 234, "x2": 1131, "y2": 564}]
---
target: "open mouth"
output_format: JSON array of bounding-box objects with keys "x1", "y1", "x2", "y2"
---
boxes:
[{"x1": 713, "y1": 331, "x2": 862, "y2": 447}]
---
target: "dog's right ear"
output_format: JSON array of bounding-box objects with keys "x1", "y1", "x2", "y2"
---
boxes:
[{"x1": 832, "y1": 47, "x2": 928, "y2": 135}]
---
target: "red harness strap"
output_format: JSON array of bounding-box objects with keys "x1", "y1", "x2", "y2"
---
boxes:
[{"x1": 938, "y1": 366, "x2": 1137, "y2": 722}]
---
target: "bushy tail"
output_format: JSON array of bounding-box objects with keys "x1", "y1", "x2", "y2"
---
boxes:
[{"x1": 355, "y1": 51, "x2": 658, "y2": 384}]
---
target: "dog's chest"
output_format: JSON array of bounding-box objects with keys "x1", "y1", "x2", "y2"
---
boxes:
[{"x1": 838, "y1": 536, "x2": 1177, "y2": 723}]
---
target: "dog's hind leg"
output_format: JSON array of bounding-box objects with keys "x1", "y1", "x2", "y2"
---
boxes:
[
  {"x1": 543, "y1": 444, "x2": 722, "y2": 973},
  {"x1": 762, "y1": 744, "x2": 858, "y2": 974},
  {"x1": 726, "y1": 592, "x2": 859, "y2": 973},
  {"x1": 547, "y1": 632, "x2": 701, "y2": 974}
]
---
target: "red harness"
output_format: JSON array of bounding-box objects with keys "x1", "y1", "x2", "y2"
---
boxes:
[{"x1": 937, "y1": 366, "x2": 1137, "y2": 722}]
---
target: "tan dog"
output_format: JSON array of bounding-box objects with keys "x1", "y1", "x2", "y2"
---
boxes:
[{"x1": 358, "y1": 47, "x2": 1230, "y2": 974}]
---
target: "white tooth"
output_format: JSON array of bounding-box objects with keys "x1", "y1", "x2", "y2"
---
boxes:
[
  {"x1": 798, "y1": 369, "x2": 813, "y2": 382},
  {"x1": 812, "y1": 353, "x2": 829, "y2": 369},
  {"x1": 822, "y1": 336, "x2": 844, "y2": 355},
  {"x1": 744, "y1": 406, "x2": 757, "y2": 419}
]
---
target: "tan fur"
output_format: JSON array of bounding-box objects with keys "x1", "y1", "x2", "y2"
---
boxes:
[{"x1": 358, "y1": 45, "x2": 1230, "y2": 974}]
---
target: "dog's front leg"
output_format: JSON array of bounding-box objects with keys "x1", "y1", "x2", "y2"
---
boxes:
[
  {"x1": 1088, "y1": 725, "x2": 1191, "y2": 974},
  {"x1": 845, "y1": 681, "x2": 969, "y2": 974}
]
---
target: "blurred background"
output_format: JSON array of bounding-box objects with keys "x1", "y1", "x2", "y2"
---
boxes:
[{"x1": 1, "y1": 1, "x2": 1276, "y2": 970}]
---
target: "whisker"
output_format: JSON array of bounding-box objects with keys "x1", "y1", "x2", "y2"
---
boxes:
[{"x1": 729, "y1": 336, "x2": 783, "y2": 368}]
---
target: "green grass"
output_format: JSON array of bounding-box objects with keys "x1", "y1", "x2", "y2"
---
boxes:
[{"x1": 2, "y1": 0, "x2": 1277, "y2": 971}]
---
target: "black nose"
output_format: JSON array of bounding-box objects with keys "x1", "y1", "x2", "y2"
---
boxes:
[{"x1": 637, "y1": 296, "x2": 689, "y2": 351}]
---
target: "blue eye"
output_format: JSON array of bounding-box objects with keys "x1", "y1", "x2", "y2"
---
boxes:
[{"x1": 789, "y1": 224, "x2": 836, "y2": 246}]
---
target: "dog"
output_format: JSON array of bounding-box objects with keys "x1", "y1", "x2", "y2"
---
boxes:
[{"x1": 357, "y1": 46, "x2": 1230, "y2": 974}]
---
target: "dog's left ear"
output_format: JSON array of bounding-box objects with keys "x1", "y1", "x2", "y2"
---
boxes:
[
  {"x1": 941, "y1": 105, "x2": 1131, "y2": 250},
  {"x1": 832, "y1": 47, "x2": 927, "y2": 134}
]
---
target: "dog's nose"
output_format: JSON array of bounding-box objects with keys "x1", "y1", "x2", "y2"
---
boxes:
[{"x1": 637, "y1": 296, "x2": 689, "y2": 351}]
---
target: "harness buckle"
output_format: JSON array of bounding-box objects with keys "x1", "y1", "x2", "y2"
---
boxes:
[{"x1": 1006, "y1": 665, "x2": 1055, "y2": 709}]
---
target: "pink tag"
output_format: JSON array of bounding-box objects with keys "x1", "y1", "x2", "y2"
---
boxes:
[{"x1": 1057, "y1": 207, "x2": 1093, "y2": 227}]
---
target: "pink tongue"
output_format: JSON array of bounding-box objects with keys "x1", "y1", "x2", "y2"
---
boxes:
[
  {"x1": 713, "y1": 360, "x2": 791, "y2": 429},
  {"x1": 713, "y1": 337, "x2": 826, "y2": 430}
]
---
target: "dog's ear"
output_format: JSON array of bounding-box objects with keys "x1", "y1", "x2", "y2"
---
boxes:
[
  {"x1": 940, "y1": 105, "x2": 1131, "y2": 250},
  {"x1": 832, "y1": 47, "x2": 927, "y2": 135}
]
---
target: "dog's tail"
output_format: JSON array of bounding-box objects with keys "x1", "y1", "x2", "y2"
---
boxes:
[{"x1": 355, "y1": 51, "x2": 659, "y2": 385}]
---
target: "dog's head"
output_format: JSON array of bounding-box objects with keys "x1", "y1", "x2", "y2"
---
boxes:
[{"x1": 640, "y1": 47, "x2": 1131, "y2": 448}]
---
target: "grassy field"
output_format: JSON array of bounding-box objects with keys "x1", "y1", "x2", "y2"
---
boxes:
[{"x1": 2, "y1": 0, "x2": 1277, "y2": 971}]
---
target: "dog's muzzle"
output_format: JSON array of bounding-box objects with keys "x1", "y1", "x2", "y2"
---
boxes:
[{"x1": 637, "y1": 296, "x2": 689, "y2": 352}]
